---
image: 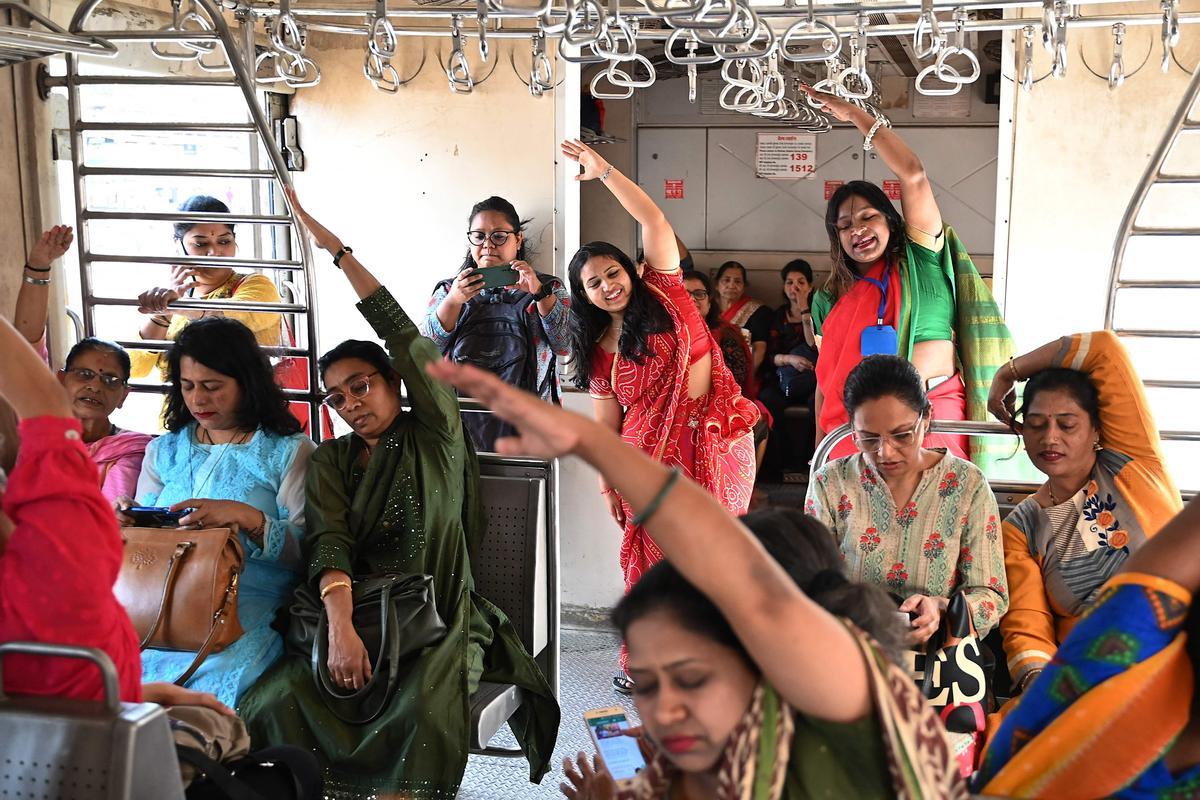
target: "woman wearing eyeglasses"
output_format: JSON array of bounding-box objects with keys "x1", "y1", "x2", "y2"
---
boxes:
[
  {"x1": 421, "y1": 197, "x2": 570, "y2": 448},
  {"x1": 806, "y1": 355, "x2": 1007, "y2": 648},
  {"x1": 240, "y1": 189, "x2": 558, "y2": 798},
  {"x1": 53, "y1": 338, "x2": 152, "y2": 503}
]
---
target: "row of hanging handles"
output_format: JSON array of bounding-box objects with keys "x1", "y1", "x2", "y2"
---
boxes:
[{"x1": 144, "y1": 0, "x2": 1187, "y2": 102}]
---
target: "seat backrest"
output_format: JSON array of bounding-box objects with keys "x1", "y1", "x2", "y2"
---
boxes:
[
  {"x1": 473, "y1": 460, "x2": 550, "y2": 659},
  {"x1": 0, "y1": 643, "x2": 185, "y2": 800}
]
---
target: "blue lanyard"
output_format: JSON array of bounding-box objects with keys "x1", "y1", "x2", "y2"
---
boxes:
[{"x1": 856, "y1": 267, "x2": 889, "y2": 325}]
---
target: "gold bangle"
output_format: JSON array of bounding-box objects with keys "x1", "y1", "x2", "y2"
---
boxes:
[
  {"x1": 320, "y1": 580, "x2": 352, "y2": 600},
  {"x1": 1008, "y1": 357, "x2": 1023, "y2": 382}
]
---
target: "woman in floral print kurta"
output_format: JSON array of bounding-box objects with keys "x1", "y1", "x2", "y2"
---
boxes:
[{"x1": 806, "y1": 355, "x2": 1007, "y2": 640}]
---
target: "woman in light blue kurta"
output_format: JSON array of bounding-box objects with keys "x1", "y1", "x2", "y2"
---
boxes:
[{"x1": 121, "y1": 316, "x2": 313, "y2": 708}]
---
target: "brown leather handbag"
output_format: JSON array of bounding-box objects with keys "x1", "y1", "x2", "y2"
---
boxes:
[{"x1": 114, "y1": 527, "x2": 245, "y2": 686}]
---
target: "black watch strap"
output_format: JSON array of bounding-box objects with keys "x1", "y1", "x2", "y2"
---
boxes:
[
  {"x1": 532, "y1": 282, "x2": 555, "y2": 301},
  {"x1": 333, "y1": 245, "x2": 353, "y2": 268}
]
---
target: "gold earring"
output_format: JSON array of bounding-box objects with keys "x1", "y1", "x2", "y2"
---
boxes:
[{"x1": 1093, "y1": 440, "x2": 1103, "y2": 452}]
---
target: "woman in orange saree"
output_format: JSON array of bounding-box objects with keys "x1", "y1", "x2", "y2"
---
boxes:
[{"x1": 562, "y1": 139, "x2": 758, "y2": 692}]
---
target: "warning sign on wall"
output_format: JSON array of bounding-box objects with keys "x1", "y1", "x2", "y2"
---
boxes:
[
  {"x1": 883, "y1": 180, "x2": 902, "y2": 201},
  {"x1": 754, "y1": 133, "x2": 817, "y2": 180},
  {"x1": 824, "y1": 180, "x2": 844, "y2": 200},
  {"x1": 664, "y1": 179, "x2": 684, "y2": 199}
]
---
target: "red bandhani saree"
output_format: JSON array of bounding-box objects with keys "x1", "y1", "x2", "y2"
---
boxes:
[{"x1": 590, "y1": 267, "x2": 759, "y2": 659}]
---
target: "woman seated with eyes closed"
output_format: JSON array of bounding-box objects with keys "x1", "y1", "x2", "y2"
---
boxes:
[{"x1": 56, "y1": 338, "x2": 151, "y2": 502}]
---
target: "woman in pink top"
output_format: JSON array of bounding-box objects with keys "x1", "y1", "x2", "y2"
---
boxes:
[{"x1": 56, "y1": 338, "x2": 151, "y2": 502}]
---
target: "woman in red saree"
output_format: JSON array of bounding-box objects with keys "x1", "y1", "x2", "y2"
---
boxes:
[{"x1": 562, "y1": 140, "x2": 758, "y2": 692}]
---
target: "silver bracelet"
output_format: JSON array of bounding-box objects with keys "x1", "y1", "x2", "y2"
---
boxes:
[
  {"x1": 863, "y1": 115, "x2": 891, "y2": 152},
  {"x1": 22, "y1": 274, "x2": 50, "y2": 286},
  {"x1": 598, "y1": 165, "x2": 614, "y2": 182}
]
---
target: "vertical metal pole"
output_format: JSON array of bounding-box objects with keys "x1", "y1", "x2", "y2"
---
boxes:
[{"x1": 64, "y1": 52, "x2": 94, "y2": 339}]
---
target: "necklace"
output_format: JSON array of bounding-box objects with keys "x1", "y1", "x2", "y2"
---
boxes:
[
  {"x1": 190, "y1": 426, "x2": 253, "y2": 498},
  {"x1": 1048, "y1": 480, "x2": 1085, "y2": 506}
]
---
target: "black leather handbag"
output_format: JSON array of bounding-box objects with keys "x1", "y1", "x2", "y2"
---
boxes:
[{"x1": 285, "y1": 574, "x2": 447, "y2": 725}]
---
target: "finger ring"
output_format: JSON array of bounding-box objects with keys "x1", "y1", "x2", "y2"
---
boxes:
[{"x1": 344, "y1": 678, "x2": 353, "y2": 685}]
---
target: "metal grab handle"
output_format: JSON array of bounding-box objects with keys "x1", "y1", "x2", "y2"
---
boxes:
[
  {"x1": 150, "y1": 0, "x2": 217, "y2": 60},
  {"x1": 562, "y1": 0, "x2": 604, "y2": 47},
  {"x1": 807, "y1": 56, "x2": 842, "y2": 106},
  {"x1": 1109, "y1": 22, "x2": 1125, "y2": 88},
  {"x1": 529, "y1": 31, "x2": 553, "y2": 94},
  {"x1": 364, "y1": 50, "x2": 400, "y2": 92},
  {"x1": 1050, "y1": 0, "x2": 1068, "y2": 77},
  {"x1": 604, "y1": 52, "x2": 656, "y2": 88},
  {"x1": 281, "y1": 53, "x2": 321, "y2": 87},
  {"x1": 484, "y1": 0, "x2": 552, "y2": 15},
  {"x1": 1020, "y1": 24, "x2": 1035, "y2": 91},
  {"x1": 370, "y1": 0, "x2": 397, "y2": 59},
  {"x1": 714, "y1": 13, "x2": 776, "y2": 60},
  {"x1": 694, "y1": 2, "x2": 761, "y2": 46},
  {"x1": 663, "y1": 0, "x2": 738, "y2": 32},
  {"x1": 270, "y1": 0, "x2": 306, "y2": 60},
  {"x1": 1161, "y1": 0, "x2": 1179, "y2": 73},
  {"x1": 935, "y1": 47, "x2": 980, "y2": 84},
  {"x1": 0, "y1": 642, "x2": 121, "y2": 714},
  {"x1": 558, "y1": 39, "x2": 607, "y2": 63},
  {"x1": 912, "y1": 0, "x2": 945, "y2": 60},
  {"x1": 476, "y1": 0, "x2": 489, "y2": 61},
  {"x1": 593, "y1": 16, "x2": 639, "y2": 61},
  {"x1": 639, "y1": 0, "x2": 708, "y2": 19},
  {"x1": 780, "y1": 18, "x2": 841, "y2": 63},
  {"x1": 688, "y1": 62, "x2": 698, "y2": 101},
  {"x1": 665, "y1": 28, "x2": 720, "y2": 64},
  {"x1": 589, "y1": 66, "x2": 634, "y2": 98},
  {"x1": 446, "y1": 16, "x2": 473, "y2": 92},
  {"x1": 916, "y1": 59, "x2": 962, "y2": 95}
]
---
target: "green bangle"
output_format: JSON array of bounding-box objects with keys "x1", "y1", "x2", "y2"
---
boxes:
[{"x1": 631, "y1": 468, "x2": 681, "y2": 529}]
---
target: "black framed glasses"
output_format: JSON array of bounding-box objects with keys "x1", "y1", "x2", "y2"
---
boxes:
[
  {"x1": 467, "y1": 230, "x2": 518, "y2": 247},
  {"x1": 322, "y1": 371, "x2": 381, "y2": 410},
  {"x1": 851, "y1": 420, "x2": 923, "y2": 452},
  {"x1": 688, "y1": 289, "x2": 709, "y2": 300},
  {"x1": 62, "y1": 367, "x2": 126, "y2": 388}
]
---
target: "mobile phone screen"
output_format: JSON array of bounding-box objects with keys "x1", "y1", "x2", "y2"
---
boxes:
[{"x1": 585, "y1": 712, "x2": 645, "y2": 781}]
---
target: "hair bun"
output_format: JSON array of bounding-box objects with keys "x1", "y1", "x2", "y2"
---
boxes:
[{"x1": 805, "y1": 568, "x2": 848, "y2": 597}]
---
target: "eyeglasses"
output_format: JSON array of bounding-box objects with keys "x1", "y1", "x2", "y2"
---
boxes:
[
  {"x1": 467, "y1": 230, "x2": 518, "y2": 247},
  {"x1": 62, "y1": 367, "x2": 126, "y2": 388},
  {"x1": 322, "y1": 371, "x2": 381, "y2": 410},
  {"x1": 851, "y1": 420, "x2": 923, "y2": 452},
  {"x1": 688, "y1": 289, "x2": 709, "y2": 300}
]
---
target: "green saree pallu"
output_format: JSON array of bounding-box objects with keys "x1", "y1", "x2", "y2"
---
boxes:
[{"x1": 240, "y1": 287, "x2": 559, "y2": 800}]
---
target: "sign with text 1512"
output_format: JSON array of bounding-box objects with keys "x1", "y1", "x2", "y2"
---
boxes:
[{"x1": 755, "y1": 132, "x2": 817, "y2": 180}]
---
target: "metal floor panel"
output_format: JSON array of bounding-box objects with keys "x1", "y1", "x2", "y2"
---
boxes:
[{"x1": 459, "y1": 628, "x2": 638, "y2": 799}]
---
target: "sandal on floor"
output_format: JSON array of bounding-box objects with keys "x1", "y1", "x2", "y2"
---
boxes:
[{"x1": 612, "y1": 674, "x2": 635, "y2": 695}]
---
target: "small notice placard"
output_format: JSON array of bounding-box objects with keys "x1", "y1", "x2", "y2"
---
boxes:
[
  {"x1": 883, "y1": 180, "x2": 902, "y2": 200},
  {"x1": 824, "y1": 180, "x2": 844, "y2": 200},
  {"x1": 664, "y1": 179, "x2": 684, "y2": 199},
  {"x1": 755, "y1": 132, "x2": 817, "y2": 180}
]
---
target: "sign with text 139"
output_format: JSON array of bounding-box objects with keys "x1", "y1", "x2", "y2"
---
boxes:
[{"x1": 755, "y1": 132, "x2": 817, "y2": 180}]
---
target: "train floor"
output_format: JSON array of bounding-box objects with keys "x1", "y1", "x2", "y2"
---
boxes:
[{"x1": 460, "y1": 627, "x2": 634, "y2": 799}]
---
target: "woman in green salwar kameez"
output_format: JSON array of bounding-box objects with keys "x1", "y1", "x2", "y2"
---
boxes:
[{"x1": 240, "y1": 188, "x2": 559, "y2": 799}]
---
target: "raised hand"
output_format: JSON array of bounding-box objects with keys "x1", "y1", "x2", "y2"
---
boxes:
[
  {"x1": 27, "y1": 225, "x2": 73, "y2": 270},
  {"x1": 511, "y1": 259, "x2": 543, "y2": 296},
  {"x1": 560, "y1": 139, "x2": 612, "y2": 182},
  {"x1": 798, "y1": 84, "x2": 862, "y2": 123},
  {"x1": 425, "y1": 360, "x2": 587, "y2": 460},
  {"x1": 987, "y1": 368, "x2": 1021, "y2": 432},
  {"x1": 283, "y1": 185, "x2": 343, "y2": 254}
]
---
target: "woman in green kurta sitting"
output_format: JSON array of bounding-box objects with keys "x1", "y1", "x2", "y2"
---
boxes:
[{"x1": 240, "y1": 188, "x2": 559, "y2": 799}]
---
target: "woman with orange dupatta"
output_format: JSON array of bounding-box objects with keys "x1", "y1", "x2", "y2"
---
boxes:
[
  {"x1": 562, "y1": 139, "x2": 758, "y2": 693},
  {"x1": 976, "y1": 496, "x2": 1200, "y2": 799}
]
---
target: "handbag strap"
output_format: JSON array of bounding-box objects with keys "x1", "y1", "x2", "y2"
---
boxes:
[
  {"x1": 171, "y1": 571, "x2": 241, "y2": 687},
  {"x1": 311, "y1": 585, "x2": 402, "y2": 725},
  {"x1": 140, "y1": 541, "x2": 194, "y2": 649},
  {"x1": 175, "y1": 745, "x2": 267, "y2": 800}
]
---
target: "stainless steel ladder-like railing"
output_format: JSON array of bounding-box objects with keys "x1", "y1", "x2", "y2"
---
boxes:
[
  {"x1": 58, "y1": 0, "x2": 323, "y2": 434},
  {"x1": 1105, "y1": 65, "x2": 1200, "y2": 454}
]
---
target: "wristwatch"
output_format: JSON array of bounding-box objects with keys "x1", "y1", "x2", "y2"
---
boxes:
[
  {"x1": 531, "y1": 282, "x2": 555, "y2": 301},
  {"x1": 333, "y1": 245, "x2": 353, "y2": 268}
]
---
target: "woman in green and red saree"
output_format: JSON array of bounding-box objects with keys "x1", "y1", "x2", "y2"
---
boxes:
[
  {"x1": 801, "y1": 86, "x2": 1013, "y2": 470},
  {"x1": 240, "y1": 188, "x2": 558, "y2": 799},
  {"x1": 977, "y1": 496, "x2": 1200, "y2": 799},
  {"x1": 429, "y1": 359, "x2": 966, "y2": 800}
]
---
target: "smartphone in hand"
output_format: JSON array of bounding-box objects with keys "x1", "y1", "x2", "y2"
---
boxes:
[
  {"x1": 583, "y1": 706, "x2": 646, "y2": 785},
  {"x1": 125, "y1": 506, "x2": 188, "y2": 528},
  {"x1": 469, "y1": 264, "x2": 519, "y2": 289}
]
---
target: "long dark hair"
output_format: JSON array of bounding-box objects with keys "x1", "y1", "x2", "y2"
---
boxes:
[
  {"x1": 164, "y1": 317, "x2": 301, "y2": 436},
  {"x1": 823, "y1": 181, "x2": 905, "y2": 303},
  {"x1": 612, "y1": 509, "x2": 907, "y2": 668},
  {"x1": 173, "y1": 195, "x2": 235, "y2": 241},
  {"x1": 1018, "y1": 367, "x2": 1102, "y2": 429},
  {"x1": 682, "y1": 270, "x2": 721, "y2": 330},
  {"x1": 567, "y1": 241, "x2": 673, "y2": 390},
  {"x1": 460, "y1": 196, "x2": 530, "y2": 273}
]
